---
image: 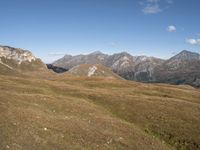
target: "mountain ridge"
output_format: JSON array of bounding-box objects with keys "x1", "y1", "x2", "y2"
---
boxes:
[
  {"x1": 52, "y1": 50, "x2": 200, "y2": 87},
  {"x1": 0, "y1": 45, "x2": 47, "y2": 74}
]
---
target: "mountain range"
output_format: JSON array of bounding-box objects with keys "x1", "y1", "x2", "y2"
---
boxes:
[
  {"x1": 51, "y1": 50, "x2": 200, "y2": 87},
  {"x1": 1, "y1": 45, "x2": 200, "y2": 87},
  {"x1": 1, "y1": 45, "x2": 200, "y2": 150}
]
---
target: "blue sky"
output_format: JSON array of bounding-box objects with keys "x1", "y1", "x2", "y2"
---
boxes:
[{"x1": 0, "y1": 0, "x2": 200, "y2": 63}]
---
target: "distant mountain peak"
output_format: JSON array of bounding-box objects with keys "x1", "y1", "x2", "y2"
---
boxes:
[
  {"x1": 117, "y1": 51, "x2": 132, "y2": 56},
  {"x1": 180, "y1": 50, "x2": 191, "y2": 53},
  {"x1": 171, "y1": 50, "x2": 200, "y2": 61},
  {"x1": 63, "y1": 54, "x2": 72, "y2": 59}
]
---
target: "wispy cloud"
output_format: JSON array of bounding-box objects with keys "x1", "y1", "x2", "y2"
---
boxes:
[
  {"x1": 147, "y1": 0, "x2": 160, "y2": 3},
  {"x1": 48, "y1": 52, "x2": 66, "y2": 56},
  {"x1": 142, "y1": 4, "x2": 161, "y2": 14},
  {"x1": 186, "y1": 38, "x2": 200, "y2": 45},
  {"x1": 140, "y1": 0, "x2": 173, "y2": 14},
  {"x1": 167, "y1": 25, "x2": 176, "y2": 32},
  {"x1": 166, "y1": 0, "x2": 173, "y2": 4},
  {"x1": 109, "y1": 42, "x2": 118, "y2": 47},
  {"x1": 196, "y1": 34, "x2": 200, "y2": 37}
]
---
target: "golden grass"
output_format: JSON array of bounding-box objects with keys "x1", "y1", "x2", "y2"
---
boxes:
[{"x1": 0, "y1": 74, "x2": 200, "y2": 150}]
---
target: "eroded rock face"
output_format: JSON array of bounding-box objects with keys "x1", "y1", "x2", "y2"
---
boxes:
[
  {"x1": 0, "y1": 45, "x2": 46, "y2": 73},
  {"x1": 0, "y1": 46, "x2": 36, "y2": 64},
  {"x1": 88, "y1": 66, "x2": 97, "y2": 77}
]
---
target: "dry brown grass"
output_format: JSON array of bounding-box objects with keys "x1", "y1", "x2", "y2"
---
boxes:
[{"x1": 0, "y1": 73, "x2": 200, "y2": 150}]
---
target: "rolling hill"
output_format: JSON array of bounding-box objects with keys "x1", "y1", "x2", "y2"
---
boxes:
[
  {"x1": 67, "y1": 64, "x2": 122, "y2": 79},
  {"x1": 1, "y1": 73, "x2": 200, "y2": 150}
]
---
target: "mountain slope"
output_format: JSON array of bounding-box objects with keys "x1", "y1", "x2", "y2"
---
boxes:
[
  {"x1": 1, "y1": 74, "x2": 200, "y2": 150},
  {"x1": 0, "y1": 75, "x2": 170, "y2": 150},
  {"x1": 0, "y1": 45, "x2": 47, "y2": 74},
  {"x1": 67, "y1": 64, "x2": 122, "y2": 79},
  {"x1": 53, "y1": 51, "x2": 108, "y2": 70},
  {"x1": 154, "y1": 50, "x2": 200, "y2": 87}
]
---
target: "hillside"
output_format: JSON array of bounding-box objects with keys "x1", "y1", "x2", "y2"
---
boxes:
[
  {"x1": 154, "y1": 50, "x2": 200, "y2": 87},
  {"x1": 67, "y1": 64, "x2": 122, "y2": 79},
  {"x1": 0, "y1": 73, "x2": 200, "y2": 150}
]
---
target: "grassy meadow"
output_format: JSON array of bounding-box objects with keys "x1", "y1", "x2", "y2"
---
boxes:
[{"x1": 0, "y1": 73, "x2": 200, "y2": 150}]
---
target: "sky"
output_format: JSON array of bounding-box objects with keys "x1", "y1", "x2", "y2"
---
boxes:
[{"x1": 0, "y1": 0, "x2": 200, "y2": 63}]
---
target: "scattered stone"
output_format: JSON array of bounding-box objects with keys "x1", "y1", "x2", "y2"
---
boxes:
[
  {"x1": 64, "y1": 116, "x2": 69, "y2": 120},
  {"x1": 107, "y1": 139, "x2": 113, "y2": 144},
  {"x1": 13, "y1": 122, "x2": 17, "y2": 126},
  {"x1": 119, "y1": 137, "x2": 123, "y2": 140}
]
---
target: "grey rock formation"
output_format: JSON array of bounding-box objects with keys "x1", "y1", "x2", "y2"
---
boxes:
[{"x1": 0, "y1": 45, "x2": 46, "y2": 72}]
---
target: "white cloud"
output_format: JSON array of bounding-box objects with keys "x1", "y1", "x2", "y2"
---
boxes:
[
  {"x1": 186, "y1": 38, "x2": 200, "y2": 45},
  {"x1": 147, "y1": 0, "x2": 160, "y2": 2},
  {"x1": 143, "y1": 4, "x2": 161, "y2": 14},
  {"x1": 141, "y1": 0, "x2": 173, "y2": 14},
  {"x1": 167, "y1": 25, "x2": 176, "y2": 32},
  {"x1": 109, "y1": 42, "x2": 118, "y2": 47}
]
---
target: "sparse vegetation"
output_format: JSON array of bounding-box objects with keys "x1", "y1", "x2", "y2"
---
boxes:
[{"x1": 1, "y1": 73, "x2": 200, "y2": 150}]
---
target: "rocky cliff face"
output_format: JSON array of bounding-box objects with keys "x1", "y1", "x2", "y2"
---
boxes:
[
  {"x1": 0, "y1": 45, "x2": 46, "y2": 73},
  {"x1": 0, "y1": 46, "x2": 36, "y2": 64}
]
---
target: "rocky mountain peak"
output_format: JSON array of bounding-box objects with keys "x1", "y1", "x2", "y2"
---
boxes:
[
  {"x1": 171, "y1": 50, "x2": 200, "y2": 61},
  {"x1": 0, "y1": 45, "x2": 36, "y2": 64}
]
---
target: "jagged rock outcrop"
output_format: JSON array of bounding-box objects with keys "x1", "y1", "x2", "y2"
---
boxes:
[{"x1": 0, "y1": 45, "x2": 46, "y2": 74}]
